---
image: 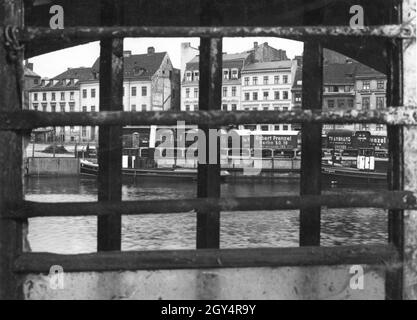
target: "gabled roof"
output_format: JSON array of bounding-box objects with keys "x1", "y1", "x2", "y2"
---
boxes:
[
  {"x1": 92, "y1": 52, "x2": 167, "y2": 80},
  {"x1": 188, "y1": 52, "x2": 251, "y2": 64},
  {"x1": 323, "y1": 63, "x2": 358, "y2": 85},
  {"x1": 53, "y1": 67, "x2": 94, "y2": 81},
  {"x1": 242, "y1": 60, "x2": 293, "y2": 72},
  {"x1": 24, "y1": 67, "x2": 40, "y2": 78},
  {"x1": 185, "y1": 52, "x2": 251, "y2": 72},
  {"x1": 355, "y1": 64, "x2": 386, "y2": 79}
]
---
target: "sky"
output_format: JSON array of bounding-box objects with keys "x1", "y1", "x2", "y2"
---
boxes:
[{"x1": 29, "y1": 37, "x2": 304, "y2": 78}]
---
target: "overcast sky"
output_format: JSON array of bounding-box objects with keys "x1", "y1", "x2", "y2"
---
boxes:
[{"x1": 29, "y1": 37, "x2": 304, "y2": 78}]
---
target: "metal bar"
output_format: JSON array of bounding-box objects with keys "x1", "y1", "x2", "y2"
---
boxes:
[
  {"x1": 5, "y1": 191, "x2": 417, "y2": 219},
  {"x1": 17, "y1": 25, "x2": 416, "y2": 41},
  {"x1": 97, "y1": 0, "x2": 124, "y2": 251},
  {"x1": 0, "y1": 0, "x2": 25, "y2": 300},
  {"x1": 196, "y1": 37, "x2": 222, "y2": 249},
  {"x1": 402, "y1": 0, "x2": 417, "y2": 300},
  {"x1": 300, "y1": 41, "x2": 323, "y2": 246},
  {"x1": 3, "y1": 107, "x2": 417, "y2": 130},
  {"x1": 13, "y1": 245, "x2": 399, "y2": 274},
  {"x1": 385, "y1": 0, "x2": 405, "y2": 301}
]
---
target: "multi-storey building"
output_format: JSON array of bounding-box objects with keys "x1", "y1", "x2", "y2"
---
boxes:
[
  {"x1": 23, "y1": 62, "x2": 41, "y2": 110},
  {"x1": 29, "y1": 67, "x2": 93, "y2": 142},
  {"x1": 80, "y1": 48, "x2": 180, "y2": 141},
  {"x1": 182, "y1": 52, "x2": 252, "y2": 111},
  {"x1": 354, "y1": 64, "x2": 387, "y2": 132},
  {"x1": 240, "y1": 60, "x2": 297, "y2": 131}
]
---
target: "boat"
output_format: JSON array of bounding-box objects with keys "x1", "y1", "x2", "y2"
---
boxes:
[{"x1": 80, "y1": 160, "x2": 230, "y2": 182}]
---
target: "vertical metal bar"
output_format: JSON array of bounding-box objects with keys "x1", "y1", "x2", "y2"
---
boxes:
[
  {"x1": 97, "y1": 0, "x2": 124, "y2": 251},
  {"x1": 402, "y1": 0, "x2": 417, "y2": 300},
  {"x1": 196, "y1": 37, "x2": 222, "y2": 249},
  {"x1": 0, "y1": 0, "x2": 25, "y2": 299},
  {"x1": 299, "y1": 42, "x2": 323, "y2": 246},
  {"x1": 385, "y1": 0, "x2": 404, "y2": 300}
]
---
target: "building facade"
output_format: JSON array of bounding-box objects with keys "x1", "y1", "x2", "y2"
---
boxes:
[{"x1": 240, "y1": 60, "x2": 297, "y2": 131}]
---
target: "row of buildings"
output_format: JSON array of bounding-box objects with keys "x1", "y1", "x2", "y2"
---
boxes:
[{"x1": 26, "y1": 42, "x2": 387, "y2": 143}]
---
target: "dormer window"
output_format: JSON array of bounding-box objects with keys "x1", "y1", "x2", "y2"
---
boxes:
[
  {"x1": 231, "y1": 69, "x2": 239, "y2": 79},
  {"x1": 223, "y1": 69, "x2": 229, "y2": 80},
  {"x1": 186, "y1": 71, "x2": 192, "y2": 82},
  {"x1": 193, "y1": 71, "x2": 199, "y2": 81},
  {"x1": 133, "y1": 67, "x2": 145, "y2": 76}
]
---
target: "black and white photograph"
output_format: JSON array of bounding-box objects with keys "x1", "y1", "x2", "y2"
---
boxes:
[{"x1": 0, "y1": 0, "x2": 416, "y2": 304}]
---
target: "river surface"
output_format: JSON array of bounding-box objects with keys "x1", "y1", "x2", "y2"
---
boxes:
[{"x1": 24, "y1": 176, "x2": 388, "y2": 254}]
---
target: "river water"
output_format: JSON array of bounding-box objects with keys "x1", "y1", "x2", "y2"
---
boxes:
[{"x1": 24, "y1": 176, "x2": 388, "y2": 254}]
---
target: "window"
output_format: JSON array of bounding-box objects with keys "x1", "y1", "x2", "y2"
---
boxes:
[
  {"x1": 376, "y1": 96, "x2": 385, "y2": 109},
  {"x1": 231, "y1": 69, "x2": 238, "y2": 79},
  {"x1": 82, "y1": 89, "x2": 87, "y2": 98},
  {"x1": 82, "y1": 106, "x2": 87, "y2": 112},
  {"x1": 274, "y1": 76, "x2": 279, "y2": 84},
  {"x1": 194, "y1": 104, "x2": 199, "y2": 111},
  {"x1": 61, "y1": 92, "x2": 65, "y2": 100},
  {"x1": 295, "y1": 93, "x2": 301, "y2": 102},
  {"x1": 362, "y1": 97, "x2": 370, "y2": 110},
  {"x1": 274, "y1": 91, "x2": 280, "y2": 100},
  {"x1": 60, "y1": 103, "x2": 65, "y2": 112},
  {"x1": 244, "y1": 93, "x2": 250, "y2": 101},
  {"x1": 91, "y1": 106, "x2": 96, "y2": 112},
  {"x1": 223, "y1": 87, "x2": 227, "y2": 97},
  {"x1": 132, "y1": 87, "x2": 137, "y2": 96},
  {"x1": 186, "y1": 72, "x2": 192, "y2": 81},
  {"x1": 70, "y1": 92, "x2": 74, "y2": 101},
  {"x1": 344, "y1": 86, "x2": 352, "y2": 92},
  {"x1": 194, "y1": 71, "x2": 199, "y2": 81},
  {"x1": 263, "y1": 107, "x2": 269, "y2": 111},
  {"x1": 348, "y1": 99, "x2": 354, "y2": 109},
  {"x1": 244, "y1": 77, "x2": 249, "y2": 86},
  {"x1": 283, "y1": 75, "x2": 288, "y2": 84},
  {"x1": 253, "y1": 77, "x2": 258, "y2": 85},
  {"x1": 283, "y1": 91, "x2": 289, "y2": 100},
  {"x1": 328, "y1": 100, "x2": 335, "y2": 108},
  {"x1": 232, "y1": 87, "x2": 237, "y2": 97},
  {"x1": 33, "y1": 93, "x2": 38, "y2": 101},
  {"x1": 377, "y1": 80, "x2": 385, "y2": 90},
  {"x1": 363, "y1": 81, "x2": 371, "y2": 90},
  {"x1": 185, "y1": 88, "x2": 190, "y2": 98},
  {"x1": 263, "y1": 76, "x2": 269, "y2": 85},
  {"x1": 223, "y1": 69, "x2": 229, "y2": 80},
  {"x1": 32, "y1": 103, "x2": 38, "y2": 111},
  {"x1": 42, "y1": 93, "x2": 47, "y2": 101},
  {"x1": 253, "y1": 92, "x2": 258, "y2": 101},
  {"x1": 222, "y1": 104, "x2": 228, "y2": 111},
  {"x1": 185, "y1": 105, "x2": 190, "y2": 111},
  {"x1": 131, "y1": 105, "x2": 136, "y2": 112},
  {"x1": 231, "y1": 104, "x2": 237, "y2": 111},
  {"x1": 91, "y1": 89, "x2": 96, "y2": 98},
  {"x1": 82, "y1": 126, "x2": 87, "y2": 137},
  {"x1": 261, "y1": 125, "x2": 269, "y2": 131},
  {"x1": 337, "y1": 99, "x2": 345, "y2": 108},
  {"x1": 244, "y1": 125, "x2": 256, "y2": 131},
  {"x1": 376, "y1": 124, "x2": 385, "y2": 131},
  {"x1": 42, "y1": 103, "x2": 47, "y2": 112},
  {"x1": 194, "y1": 88, "x2": 198, "y2": 98},
  {"x1": 51, "y1": 93, "x2": 56, "y2": 101},
  {"x1": 283, "y1": 125, "x2": 289, "y2": 131},
  {"x1": 141, "y1": 104, "x2": 147, "y2": 112},
  {"x1": 263, "y1": 91, "x2": 269, "y2": 100},
  {"x1": 274, "y1": 125, "x2": 280, "y2": 131},
  {"x1": 142, "y1": 86, "x2": 147, "y2": 96}
]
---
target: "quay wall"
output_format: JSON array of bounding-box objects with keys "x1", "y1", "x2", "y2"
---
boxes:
[{"x1": 25, "y1": 158, "x2": 80, "y2": 176}]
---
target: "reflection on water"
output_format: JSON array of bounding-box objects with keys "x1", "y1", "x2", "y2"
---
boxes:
[{"x1": 24, "y1": 176, "x2": 388, "y2": 254}]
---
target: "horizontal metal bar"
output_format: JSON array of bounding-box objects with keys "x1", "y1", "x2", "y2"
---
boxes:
[
  {"x1": 6, "y1": 191, "x2": 417, "y2": 219},
  {"x1": 19, "y1": 25, "x2": 416, "y2": 42},
  {"x1": 1, "y1": 107, "x2": 417, "y2": 130},
  {"x1": 13, "y1": 244, "x2": 399, "y2": 273}
]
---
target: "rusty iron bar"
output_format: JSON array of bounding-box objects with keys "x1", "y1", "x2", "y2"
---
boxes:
[
  {"x1": 0, "y1": 0, "x2": 25, "y2": 300},
  {"x1": 2, "y1": 107, "x2": 417, "y2": 130},
  {"x1": 16, "y1": 24, "x2": 416, "y2": 41},
  {"x1": 5, "y1": 191, "x2": 417, "y2": 219},
  {"x1": 13, "y1": 244, "x2": 399, "y2": 274},
  {"x1": 300, "y1": 41, "x2": 323, "y2": 246},
  {"x1": 97, "y1": 0, "x2": 124, "y2": 252}
]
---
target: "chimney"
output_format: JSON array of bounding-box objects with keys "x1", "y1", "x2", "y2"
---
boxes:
[
  {"x1": 147, "y1": 47, "x2": 155, "y2": 54},
  {"x1": 254, "y1": 42, "x2": 258, "y2": 49},
  {"x1": 123, "y1": 50, "x2": 132, "y2": 58}
]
